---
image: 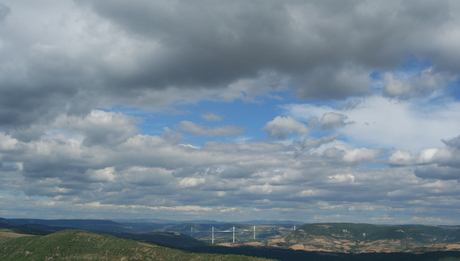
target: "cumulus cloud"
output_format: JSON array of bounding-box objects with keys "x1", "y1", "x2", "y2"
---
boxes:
[
  {"x1": 320, "y1": 112, "x2": 352, "y2": 130},
  {"x1": 262, "y1": 116, "x2": 308, "y2": 140},
  {"x1": 285, "y1": 95, "x2": 460, "y2": 152},
  {"x1": 342, "y1": 147, "x2": 386, "y2": 164},
  {"x1": 443, "y1": 135, "x2": 460, "y2": 149},
  {"x1": 53, "y1": 110, "x2": 139, "y2": 147},
  {"x1": 178, "y1": 121, "x2": 244, "y2": 137},
  {"x1": 383, "y1": 67, "x2": 454, "y2": 98},
  {"x1": 321, "y1": 144, "x2": 386, "y2": 165},
  {"x1": 388, "y1": 147, "x2": 458, "y2": 166},
  {"x1": 388, "y1": 134, "x2": 460, "y2": 182}
]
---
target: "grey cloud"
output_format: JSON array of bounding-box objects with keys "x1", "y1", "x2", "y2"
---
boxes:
[
  {"x1": 321, "y1": 146, "x2": 386, "y2": 166},
  {"x1": 415, "y1": 164, "x2": 460, "y2": 180},
  {"x1": 0, "y1": 3, "x2": 10, "y2": 21},
  {"x1": 71, "y1": 0, "x2": 460, "y2": 100},
  {"x1": 218, "y1": 165, "x2": 258, "y2": 179},
  {"x1": 172, "y1": 166, "x2": 202, "y2": 178},
  {"x1": 0, "y1": 18, "x2": 94, "y2": 130},
  {"x1": 73, "y1": 0, "x2": 294, "y2": 90},
  {"x1": 322, "y1": 147, "x2": 345, "y2": 161},
  {"x1": 0, "y1": 162, "x2": 17, "y2": 172},
  {"x1": 0, "y1": 81, "x2": 79, "y2": 132},
  {"x1": 302, "y1": 133, "x2": 340, "y2": 149},
  {"x1": 296, "y1": 64, "x2": 371, "y2": 100},
  {"x1": 443, "y1": 135, "x2": 460, "y2": 150},
  {"x1": 2, "y1": 0, "x2": 460, "y2": 132},
  {"x1": 124, "y1": 167, "x2": 174, "y2": 186},
  {"x1": 320, "y1": 112, "x2": 352, "y2": 130}
]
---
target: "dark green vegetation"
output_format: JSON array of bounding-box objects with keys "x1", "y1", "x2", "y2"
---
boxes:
[
  {"x1": 100, "y1": 230, "x2": 206, "y2": 249},
  {"x1": 191, "y1": 245, "x2": 460, "y2": 261},
  {"x1": 0, "y1": 229, "x2": 273, "y2": 261}
]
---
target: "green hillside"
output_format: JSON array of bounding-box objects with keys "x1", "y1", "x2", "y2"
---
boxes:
[{"x1": 0, "y1": 229, "x2": 275, "y2": 261}]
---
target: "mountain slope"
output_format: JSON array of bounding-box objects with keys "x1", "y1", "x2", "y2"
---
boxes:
[{"x1": 0, "y1": 229, "x2": 274, "y2": 261}]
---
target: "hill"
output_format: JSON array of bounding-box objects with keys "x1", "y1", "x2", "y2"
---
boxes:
[
  {"x1": 99, "y1": 230, "x2": 206, "y2": 249},
  {"x1": 277, "y1": 223, "x2": 460, "y2": 253},
  {"x1": 0, "y1": 229, "x2": 274, "y2": 261},
  {"x1": 4, "y1": 218, "x2": 132, "y2": 232}
]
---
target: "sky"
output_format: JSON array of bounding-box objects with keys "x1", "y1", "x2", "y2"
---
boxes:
[{"x1": 1, "y1": 0, "x2": 460, "y2": 225}]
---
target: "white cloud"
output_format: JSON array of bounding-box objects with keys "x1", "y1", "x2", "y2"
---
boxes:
[
  {"x1": 201, "y1": 113, "x2": 223, "y2": 122},
  {"x1": 328, "y1": 174, "x2": 355, "y2": 183},
  {"x1": 342, "y1": 147, "x2": 385, "y2": 164},
  {"x1": 85, "y1": 167, "x2": 115, "y2": 182},
  {"x1": 285, "y1": 95, "x2": 460, "y2": 152},
  {"x1": 179, "y1": 177, "x2": 206, "y2": 188},
  {"x1": 262, "y1": 116, "x2": 308, "y2": 140},
  {"x1": 383, "y1": 72, "x2": 412, "y2": 97}
]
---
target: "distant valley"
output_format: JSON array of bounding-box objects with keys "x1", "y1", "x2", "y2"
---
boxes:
[{"x1": 2, "y1": 217, "x2": 460, "y2": 260}]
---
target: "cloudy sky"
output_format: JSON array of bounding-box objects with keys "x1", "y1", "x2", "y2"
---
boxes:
[{"x1": 1, "y1": 0, "x2": 460, "y2": 224}]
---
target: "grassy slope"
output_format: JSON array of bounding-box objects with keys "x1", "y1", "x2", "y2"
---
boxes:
[
  {"x1": 0, "y1": 229, "x2": 274, "y2": 261},
  {"x1": 0, "y1": 229, "x2": 34, "y2": 244}
]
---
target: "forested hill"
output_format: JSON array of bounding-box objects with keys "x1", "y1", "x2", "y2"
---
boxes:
[{"x1": 0, "y1": 229, "x2": 274, "y2": 261}]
